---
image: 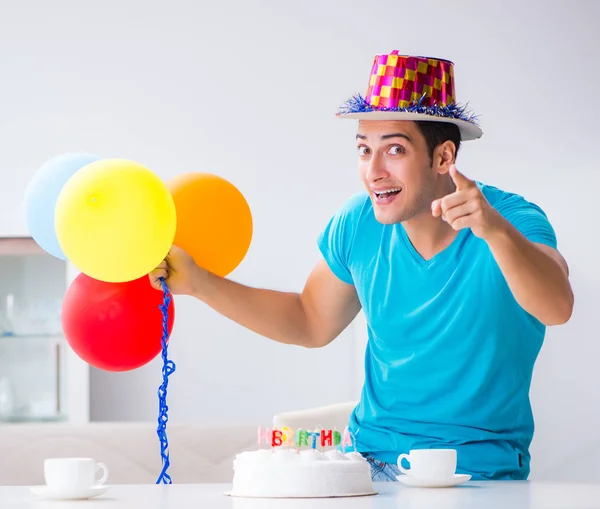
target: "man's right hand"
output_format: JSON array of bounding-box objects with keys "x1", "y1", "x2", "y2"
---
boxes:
[{"x1": 149, "y1": 245, "x2": 202, "y2": 296}]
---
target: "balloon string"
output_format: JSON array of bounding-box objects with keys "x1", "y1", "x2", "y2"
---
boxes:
[{"x1": 156, "y1": 277, "x2": 176, "y2": 484}]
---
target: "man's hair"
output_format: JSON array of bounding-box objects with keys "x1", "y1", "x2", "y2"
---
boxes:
[{"x1": 414, "y1": 121, "x2": 461, "y2": 164}]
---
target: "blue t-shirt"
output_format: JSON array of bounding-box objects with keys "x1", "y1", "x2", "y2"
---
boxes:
[{"x1": 317, "y1": 182, "x2": 557, "y2": 480}]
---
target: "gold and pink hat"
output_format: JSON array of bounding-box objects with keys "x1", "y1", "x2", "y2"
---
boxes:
[{"x1": 337, "y1": 51, "x2": 483, "y2": 141}]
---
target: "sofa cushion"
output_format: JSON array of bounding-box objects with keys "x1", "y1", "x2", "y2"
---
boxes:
[
  {"x1": 0, "y1": 422, "x2": 257, "y2": 485},
  {"x1": 272, "y1": 401, "x2": 356, "y2": 432}
]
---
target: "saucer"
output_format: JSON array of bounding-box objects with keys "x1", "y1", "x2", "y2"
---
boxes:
[
  {"x1": 396, "y1": 473, "x2": 471, "y2": 488},
  {"x1": 30, "y1": 484, "x2": 109, "y2": 500}
]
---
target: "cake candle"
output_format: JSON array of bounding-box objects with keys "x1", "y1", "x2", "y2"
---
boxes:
[
  {"x1": 307, "y1": 430, "x2": 320, "y2": 450},
  {"x1": 296, "y1": 429, "x2": 309, "y2": 448},
  {"x1": 257, "y1": 427, "x2": 272, "y2": 448},
  {"x1": 281, "y1": 426, "x2": 293, "y2": 447},
  {"x1": 341, "y1": 427, "x2": 353, "y2": 452},
  {"x1": 272, "y1": 429, "x2": 283, "y2": 448},
  {"x1": 333, "y1": 429, "x2": 342, "y2": 447},
  {"x1": 321, "y1": 429, "x2": 333, "y2": 449}
]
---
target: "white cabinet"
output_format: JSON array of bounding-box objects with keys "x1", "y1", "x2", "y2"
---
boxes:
[{"x1": 0, "y1": 237, "x2": 89, "y2": 423}]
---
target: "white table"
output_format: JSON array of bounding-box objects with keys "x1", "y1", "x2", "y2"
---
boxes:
[{"x1": 3, "y1": 481, "x2": 600, "y2": 509}]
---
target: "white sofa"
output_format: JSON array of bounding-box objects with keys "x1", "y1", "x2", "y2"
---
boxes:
[
  {"x1": 6, "y1": 401, "x2": 593, "y2": 485},
  {"x1": 0, "y1": 402, "x2": 357, "y2": 486}
]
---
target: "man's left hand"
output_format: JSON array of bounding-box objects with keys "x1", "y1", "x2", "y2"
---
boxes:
[{"x1": 431, "y1": 165, "x2": 504, "y2": 240}]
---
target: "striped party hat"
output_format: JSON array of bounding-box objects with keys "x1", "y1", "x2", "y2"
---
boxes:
[{"x1": 337, "y1": 51, "x2": 482, "y2": 141}]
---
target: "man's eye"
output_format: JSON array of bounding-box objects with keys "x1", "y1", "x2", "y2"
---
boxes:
[
  {"x1": 389, "y1": 145, "x2": 405, "y2": 155},
  {"x1": 358, "y1": 146, "x2": 370, "y2": 156}
]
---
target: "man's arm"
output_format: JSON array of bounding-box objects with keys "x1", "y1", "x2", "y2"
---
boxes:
[
  {"x1": 485, "y1": 222, "x2": 573, "y2": 325},
  {"x1": 433, "y1": 165, "x2": 574, "y2": 326},
  {"x1": 190, "y1": 259, "x2": 362, "y2": 348}
]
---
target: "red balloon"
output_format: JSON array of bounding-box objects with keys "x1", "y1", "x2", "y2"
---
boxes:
[{"x1": 61, "y1": 273, "x2": 175, "y2": 371}]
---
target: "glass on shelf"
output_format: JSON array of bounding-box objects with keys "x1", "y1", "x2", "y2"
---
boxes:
[
  {"x1": 0, "y1": 334, "x2": 66, "y2": 421},
  {"x1": 0, "y1": 377, "x2": 15, "y2": 418},
  {"x1": 1, "y1": 293, "x2": 63, "y2": 337},
  {"x1": 0, "y1": 236, "x2": 69, "y2": 422}
]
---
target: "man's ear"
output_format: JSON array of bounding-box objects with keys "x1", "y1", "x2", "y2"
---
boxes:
[{"x1": 433, "y1": 141, "x2": 456, "y2": 175}]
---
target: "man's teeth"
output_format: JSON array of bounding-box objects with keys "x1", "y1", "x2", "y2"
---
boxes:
[{"x1": 375, "y1": 188, "x2": 401, "y2": 196}]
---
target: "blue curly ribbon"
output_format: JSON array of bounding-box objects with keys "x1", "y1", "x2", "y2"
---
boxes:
[
  {"x1": 156, "y1": 277, "x2": 176, "y2": 484},
  {"x1": 337, "y1": 93, "x2": 480, "y2": 125}
]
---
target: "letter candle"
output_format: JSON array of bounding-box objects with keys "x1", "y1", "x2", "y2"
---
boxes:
[
  {"x1": 341, "y1": 426, "x2": 353, "y2": 452},
  {"x1": 320, "y1": 429, "x2": 333, "y2": 452},
  {"x1": 333, "y1": 429, "x2": 342, "y2": 447},
  {"x1": 320, "y1": 429, "x2": 333, "y2": 447},
  {"x1": 307, "y1": 429, "x2": 320, "y2": 450},
  {"x1": 296, "y1": 429, "x2": 309, "y2": 448},
  {"x1": 281, "y1": 426, "x2": 293, "y2": 447},
  {"x1": 271, "y1": 429, "x2": 283, "y2": 448},
  {"x1": 257, "y1": 427, "x2": 272, "y2": 448}
]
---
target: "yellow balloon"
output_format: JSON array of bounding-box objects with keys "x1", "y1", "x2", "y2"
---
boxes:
[{"x1": 55, "y1": 159, "x2": 176, "y2": 283}]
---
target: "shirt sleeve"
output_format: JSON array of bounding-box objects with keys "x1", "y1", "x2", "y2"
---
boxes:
[
  {"x1": 316, "y1": 193, "x2": 367, "y2": 285},
  {"x1": 496, "y1": 194, "x2": 557, "y2": 249}
]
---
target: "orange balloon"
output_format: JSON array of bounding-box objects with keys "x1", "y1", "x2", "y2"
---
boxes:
[{"x1": 167, "y1": 173, "x2": 253, "y2": 277}]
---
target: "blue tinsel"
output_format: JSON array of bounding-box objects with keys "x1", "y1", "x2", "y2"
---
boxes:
[
  {"x1": 156, "y1": 277, "x2": 176, "y2": 484},
  {"x1": 338, "y1": 93, "x2": 480, "y2": 125}
]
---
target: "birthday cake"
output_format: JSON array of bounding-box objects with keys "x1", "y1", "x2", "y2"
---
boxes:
[{"x1": 229, "y1": 426, "x2": 375, "y2": 498}]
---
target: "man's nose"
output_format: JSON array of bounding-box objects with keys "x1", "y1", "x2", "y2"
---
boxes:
[{"x1": 366, "y1": 152, "x2": 389, "y2": 182}]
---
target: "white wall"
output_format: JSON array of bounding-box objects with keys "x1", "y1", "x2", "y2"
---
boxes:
[{"x1": 1, "y1": 0, "x2": 598, "y2": 480}]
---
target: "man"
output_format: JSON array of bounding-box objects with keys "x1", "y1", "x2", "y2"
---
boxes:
[{"x1": 150, "y1": 52, "x2": 573, "y2": 481}]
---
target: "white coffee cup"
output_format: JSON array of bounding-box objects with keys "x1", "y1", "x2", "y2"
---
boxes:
[
  {"x1": 44, "y1": 458, "x2": 109, "y2": 491},
  {"x1": 397, "y1": 449, "x2": 457, "y2": 479}
]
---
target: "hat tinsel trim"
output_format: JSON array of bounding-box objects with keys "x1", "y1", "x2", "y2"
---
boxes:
[{"x1": 338, "y1": 93, "x2": 480, "y2": 126}]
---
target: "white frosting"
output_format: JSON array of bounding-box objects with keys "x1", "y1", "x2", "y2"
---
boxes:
[
  {"x1": 231, "y1": 448, "x2": 374, "y2": 498},
  {"x1": 345, "y1": 452, "x2": 365, "y2": 461},
  {"x1": 299, "y1": 449, "x2": 324, "y2": 461},
  {"x1": 273, "y1": 449, "x2": 297, "y2": 461},
  {"x1": 324, "y1": 450, "x2": 349, "y2": 461}
]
